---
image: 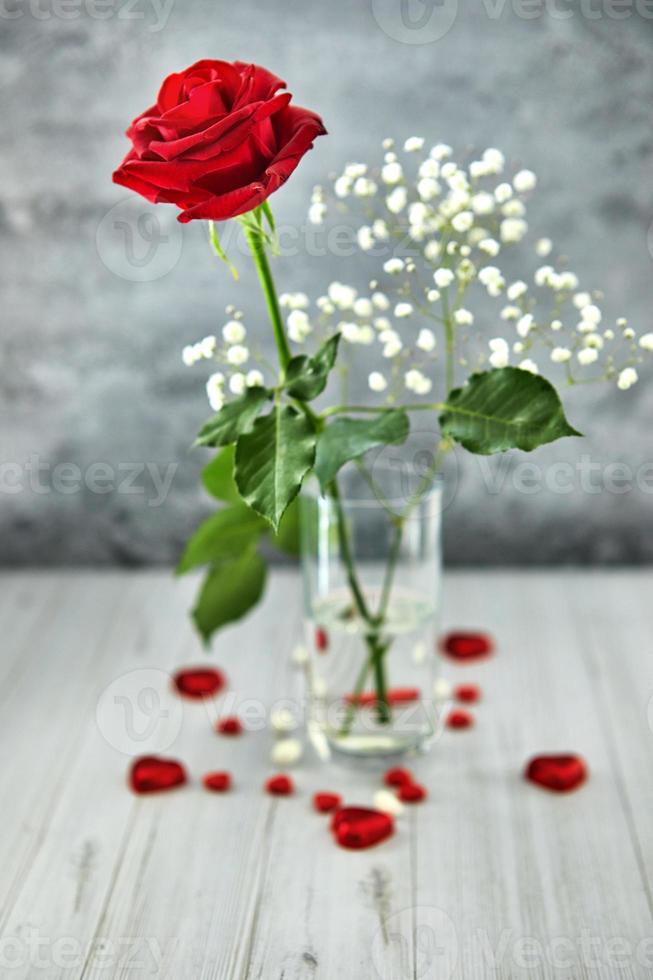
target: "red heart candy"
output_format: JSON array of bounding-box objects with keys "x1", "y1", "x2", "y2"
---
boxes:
[
  {"x1": 216, "y1": 716, "x2": 243, "y2": 736},
  {"x1": 388, "y1": 687, "x2": 420, "y2": 704},
  {"x1": 525, "y1": 754, "x2": 588, "y2": 793},
  {"x1": 315, "y1": 627, "x2": 329, "y2": 652},
  {"x1": 313, "y1": 792, "x2": 342, "y2": 813},
  {"x1": 441, "y1": 632, "x2": 494, "y2": 661},
  {"x1": 384, "y1": 766, "x2": 413, "y2": 788},
  {"x1": 203, "y1": 771, "x2": 231, "y2": 792},
  {"x1": 454, "y1": 683, "x2": 482, "y2": 704},
  {"x1": 398, "y1": 782, "x2": 428, "y2": 803},
  {"x1": 331, "y1": 807, "x2": 394, "y2": 850},
  {"x1": 265, "y1": 774, "x2": 294, "y2": 796},
  {"x1": 447, "y1": 708, "x2": 475, "y2": 729},
  {"x1": 129, "y1": 756, "x2": 187, "y2": 794},
  {"x1": 173, "y1": 667, "x2": 226, "y2": 699}
]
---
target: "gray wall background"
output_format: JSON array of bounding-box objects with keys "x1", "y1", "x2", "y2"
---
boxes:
[{"x1": 2, "y1": 0, "x2": 653, "y2": 565}]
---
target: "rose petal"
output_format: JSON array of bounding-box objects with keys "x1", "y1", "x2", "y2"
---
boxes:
[
  {"x1": 398, "y1": 783, "x2": 428, "y2": 804},
  {"x1": 265, "y1": 774, "x2": 294, "y2": 796},
  {"x1": 441, "y1": 631, "x2": 494, "y2": 662},
  {"x1": 525, "y1": 754, "x2": 588, "y2": 793},
  {"x1": 447, "y1": 708, "x2": 475, "y2": 729},
  {"x1": 313, "y1": 792, "x2": 342, "y2": 813},
  {"x1": 384, "y1": 767, "x2": 413, "y2": 788},
  {"x1": 315, "y1": 627, "x2": 329, "y2": 652},
  {"x1": 331, "y1": 807, "x2": 394, "y2": 850},
  {"x1": 216, "y1": 716, "x2": 243, "y2": 736},
  {"x1": 173, "y1": 667, "x2": 226, "y2": 699},
  {"x1": 129, "y1": 756, "x2": 187, "y2": 794},
  {"x1": 454, "y1": 684, "x2": 482, "y2": 704},
  {"x1": 203, "y1": 771, "x2": 232, "y2": 792}
]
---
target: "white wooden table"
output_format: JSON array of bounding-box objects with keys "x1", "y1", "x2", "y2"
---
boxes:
[{"x1": 1, "y1": 570, "x2": 653, "y2": 979}]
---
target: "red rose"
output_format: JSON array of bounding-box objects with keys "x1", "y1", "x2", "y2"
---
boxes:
[{"x1": 112, "y1": 60, "x2": 326, "y2": 223}]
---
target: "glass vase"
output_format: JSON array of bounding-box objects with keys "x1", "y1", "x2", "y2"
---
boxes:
[{"x1": 299, "y1": 459, "x2": 443, "y2": 764}]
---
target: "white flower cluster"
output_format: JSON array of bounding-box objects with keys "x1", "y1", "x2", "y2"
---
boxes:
[
  {"x1": 182, "y1": 307, "x2": 264, "y2": 411},
  {"x1": 307, "y1": 139, "x2": 650, "y2": 393}
]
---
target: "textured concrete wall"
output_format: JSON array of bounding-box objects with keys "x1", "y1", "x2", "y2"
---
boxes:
[{"x1": 2, "y1": 0, "x2": 653, "y2": 565}]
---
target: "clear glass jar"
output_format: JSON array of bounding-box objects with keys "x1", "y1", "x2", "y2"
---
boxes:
[{"x1": 300, "y1": 459, "x2": 443, "y2": 764}]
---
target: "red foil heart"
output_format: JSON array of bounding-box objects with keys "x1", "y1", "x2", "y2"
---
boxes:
[
  {"x1": 313, "y1": 792, "x2": 342, "y2": 813},
  {"x1": 129, "y1": 756, "x2": 187, "y2": 794},
  {"x1": 265, "y1": 774, "x2": 294, "y2": 796},
  {"x1": 447, "y1": 708, "x2": 475, "y2": 729},
  {"x1": 525, "y1": 754, "x2": 588, "y2": 792},
  {"x1": 216, "y1": 716, "x2": 243, "y2": 736},
  {"x1": 203, "y1": 771, "x2": 232, "y2": 792},
  {"x1": 455, "y1": 683, "x2": 482, "y2": 704},
  {"x1": 173, "y1": 667, "x2": 226, "y2": 699},
  {"x1": 398, "y1": 782, "x2": 428, "y2": 803},
  {"x1": 315, "y1": 627, "x2": 329, "y2": 652},
  {"x1": 384, "y1": 766, "x2": 413, "y2": 788},
  {"x1": 331, "y1": 807, "x2": 394, "y2": 850},
  {"x1": 441, "y1": 632, "x2": 494, "y2": 662},
  {"x1": 345, "y1": 688, "x2": 420, "y2": 707}
]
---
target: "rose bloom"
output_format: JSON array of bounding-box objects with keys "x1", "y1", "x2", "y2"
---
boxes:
[{"x1": 113, "y1": 60, "x2": 326, "y2": 223}]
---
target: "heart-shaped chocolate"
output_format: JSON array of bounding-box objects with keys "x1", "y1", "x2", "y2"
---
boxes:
[
  {"x1": 525, "y1": 754, "x2": 587, "y2": 792},
  {"x1": 265, "y1": 774, "x2": 294, "y2": 796},
  {"x1": 203, "y1": 771, "x2": 232, "y2": 792},
  {"x1": 173, "y1": 667, "x2": 226, "y2": 699},
  {"x1": 129, "y1": 756, "x2": 187, "y2": 794},
  {"x1": 331, "y1": 807, "x2": 394, "y2": 850},
  {"x1": 313, "y1": 792, "x2": 342, "y2": 813}
]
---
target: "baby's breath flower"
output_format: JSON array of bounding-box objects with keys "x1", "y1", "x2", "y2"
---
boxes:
[
  {"x1": 454, "y1": 308, "x2": 474, "y2": 326},
  {"x1": 434, "y1": 267, "x2": 455, "y2": 288},
  {"x1": 229, "y1": 372, "x2": 246, "y2": 395},
  {"x1": 501, "y1": 305, "x2": 521, "y2": 321},
  {"x1": 507, "y1": 281, "x2": 528, "y2": 301},
  {"x1": 316, "y1": 296, "x2": 335, "y2": 314},
  {"x1": 535, "y1": 266, "x2": 555, "y2": 287},
  {"x1": 513, "y1": 169, "x2": 537, "y2": 192},
  {"x1": 386, "y1": 187, "x2": 408, "y2": 213},
  {"x1": 384, "y1": 257, "x2": 405, "y2": 275},
  {"x1": 577, "y1": 347, "x2": 598, "y2": 366},
  {"x1": 519, "y1": 358, "x2": 539, "y2": 374},
  {"x1": 372, "y1": 292, "x2": 390, "y2": 311},
  {"x1": 551, "y1": 347, "x2": 572, "y2": 363},
  {"x1": 581, "y1": 304, "x2": 602, "y2": 325},
  {"x1": 584, "y1": 333, "x2": 604, "y2": 350},
  {"x1": 246, "y1": 369, "x2": 264, "y2": 387},
  {"x1": 417, "y1": 328, "x2": 436, "y2": 351},
  {"x1": 357, "y1": 226, "x2": 374, "y2": 251},
  {"x1": 334, "y1": 175, "x2": 352, "y2": 198},
  {"x1": 479, "y1": 238, "x2": 500, "y2": 257},
  {"x1": 617, "y1": 367, "x2": 638, "y2": 390},
  {"x1": 426, "y1": 288, "x2": 441, "y2": 302},
  {"x1": 206, "y1": 373, "x2": 225, "y2": 411},
  {"x1": 469, "y1": 160, "x2": 489, "y2": 179},
  {"x1": 308, "y1": 202, "x2": 326, "y2": 224},
  {"x1": 374, "y1": 316, "x2": 391, "y2": 331},
  {"x1": 182, "y1": 345, "x2": 198, "y2": 367},
  {"x1": 517, "y1": 314, "x2": 534, "y2": 338},
  {"x1": 495, "y1": 182, "x2": 513, "y2": 204},
  {"x1": 405, "y1": 369, "x2": 432, "y2": 394},
  {"x1": 419, "y1": 158, "x2": 440, "y2": 179},
  {"x1": 430, "y1": 143, "x2": 453, "y2": 160},
  {"x1": 417, "y1": 178, "x2": 440, "y2": 201},
  {"x1": 382, "y1": 161, "x2": 403, "y2": 184},
  {"x1": 471, "y1": 192, "x2": 495, "y2": 215},
  {"x1": 478, "y1": 266, "x2": 505, "y2": 296},
  {"x1": 287, "y1": 309, "x2": 312, "y2": 343},
  {"x1": 535, "y1": 238, "x2": 553, "y2": 257},
  {"x1": 639, "y1": 333, "x2": 653, "y2": 352},
  {"x1": 353, "y1": 297, "x2": 373, "y2": 318},
  {"x1": 483, "y1": 147, "x2": 505, "y2": 173},
  {"x1": 328, "y1": 282, "x2": 357, "y2": 309},
  {"x1": 394, "y1": 302, "x2": 413, "y2": 318},
  {"x1": 452, "y1": 211, "x2": 474, "y2": 233},
  {"x1": 345, "y1": 163, "x2": 367, "y2": 179},
  {"x1": 404, "y1": 136, "x2": 425, "y2": 152},
  {"x1": 500, "y1": 217, "x2": 528, "y2": 243},
  {"x1": 502, "y1": 199, "x2": 526, "y2": 218},
  {"x1": 368, "y1": 371, "x2": 387, "y2": 392},
  {"x1": 372, "y1": 218, "x2": 390, "y2": 240},
  {"x1": 488, "y1": 337, "x2": 509, "y2": 368},
  {"x1": 226, "y1": 344, "x2": 249, "y2": 366},
  {"x1": 223, "y1": 320, "x2": 246, "y2": 344},
  {"x1": 623, "y1": 327, "x2": 635, "y2": 340},
  {"x1": 574, "y1": 292, "x2": 592, "y2": 309},
  {"x1": 551, "y1": 319, "x2": 562, "y2": 331}
]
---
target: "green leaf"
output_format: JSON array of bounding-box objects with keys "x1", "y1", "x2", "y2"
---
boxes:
[
  {"x1": 285, "y1": 334, "x2": 341, "y2": 401},
  {"x1": 192, "y1": 546, "x2": 267, "y2": 645},
  {"x1": 208, "y1": 220, "x2": 239, "y2": 280},
  {"x1": 235, "y1": 405, "x2": 316, "y2": 532},
  {"x1": 201, "y1": 445, "x2": 239, "y2": 503},
  {"x1": 177, "y1": 504, "x2": 268, "y2": 574},
  {"x1": 439, "y1": 367, "x2": 582, "y2": 455},
  {"x1": 271, "y1": 497, "x2": 300, "y2": 557},
  {"x1": 196, "y1": 387, "x2": 270, "y2": 448},
  {"x1": 314, "y1": 411, "x2": 410, "y2": 491}
]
